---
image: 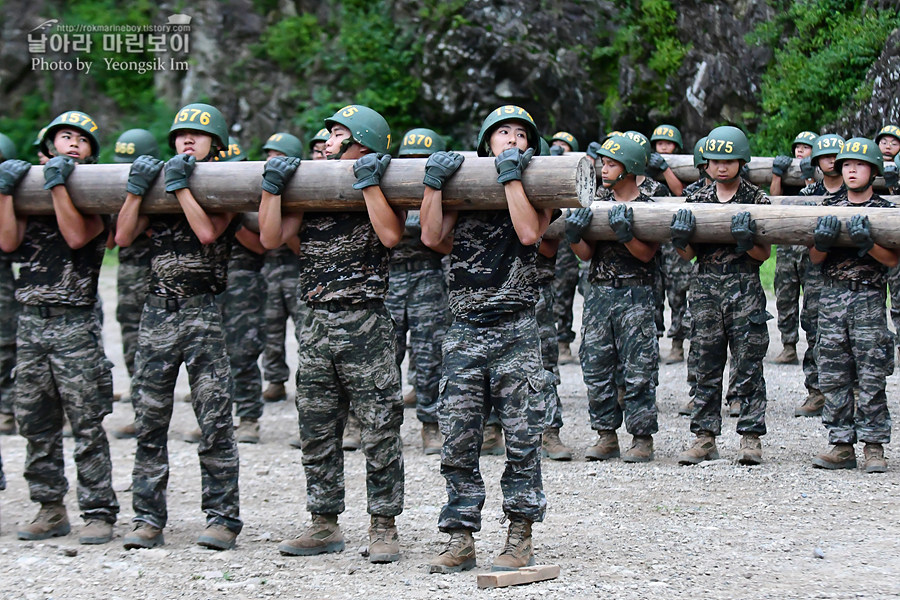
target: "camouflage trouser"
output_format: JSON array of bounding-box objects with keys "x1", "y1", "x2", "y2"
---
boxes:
[
  {"x1": 15, "y1": 306, "x2": 118, "y2": 523},
  {"x1": 536, "y1": 281, "x2": 563, "y2": 429},
  {"x1": 385, "y1": 264, "x2": 447, "y2": 424},
  {"x1": 262, "y1": 255, "x2": 300, "y2": 385},
  {"x1": 660, "y1": 243, "x2": 694, "y2": 341},
  {"x1": 800, "y1": 263, "x2": 823, "y2": 393},
  {"x1": 437, "y1": 311, "x2": 547, "y2": 532},
  {"x1": 774, "y1": 245, "x2": 808, "y2": 345},
  {"x1": 131, "y1": 298, "x2": 241, "y2": 533},
  {"x1": 689, "y1": 272, "x2": 769, "y2": 436},
  {"x1": 888, "y1": 265, "x2": 900, "y2": 349},
  {"x1": 217, "y1": 267, "x2": 267, "y2": 420},
  {"x1": 295, "y1": 301, "x2": 403, "y2": 517},
  {"x1": 553, "y1": 244, "x2": 580, "y2": 344},
  {"x1": 817, "y1": 285, "x2": 893, "y2": 445},
  {"x1": 0, "y1": 261, "x2": 19, "y2": 415},
  {"x1": 580, "y1": 284, "x2": 659, "y2": 436},
  {"x1": 116, "y1": 261, "x2": 150, "y2": 378}
]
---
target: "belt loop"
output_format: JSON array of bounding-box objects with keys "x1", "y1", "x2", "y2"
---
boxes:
[
  {"x1": 166, "y1": 298, "x2": 179, "y2": 312},
  {"x1": 38, "y1": 306, "x2": 50, "y2": 319}
]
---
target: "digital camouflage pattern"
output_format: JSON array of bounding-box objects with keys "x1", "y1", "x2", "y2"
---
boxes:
[
  {"x1": 587, "y1": 194, "x2": 657, "y2": 283},
  {"x1": 553, "y1": 243, "x2": 580, "y2": 344},
  {"x1": 146, "y1": 215, "x2": 234, "y2": 297},
  {"x1": 774, "y1": 244, "x2": 807, "y2": 345},
  {"x1": 820, "y1": 193, "x2": 894, "y2": 285},
  {"x1": 116, "y1": 235, "x2": 152, "y2": 377},
  {"x1": 535, "y1": 257, "x2": 563, "y2": 429},
  {"x1": 0, "y1": 257, "x2": 18, "y2": 417},
  {"x1": 262, "y1": 247, "x2": 300, "y2": 385}
]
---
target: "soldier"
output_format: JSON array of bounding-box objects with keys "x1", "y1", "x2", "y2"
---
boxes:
[
  {"x1": 116, "y1": 103, "x2": 241, "y2": 551},
  {"x1": 308, "y1": 127, "x2": 329, "y2": 161},
  {"x1": 671, "y1": 126, "x2": 771, "y2": 466},
  {"x1": 809, "y1": 138, "x2": 896, "y2": 473},
  {"x1": 422, "y1": 105, "x2": 551, "y2": 573},
  {"x1": 0, "y1": 134, "x2": 20, "y2": 436},
  {"x1": 647, "y1": 124, "x2": 685, "y2": 196},
  {"x1": 874, "y1": 125, "x2": 900, "y2": 361},
  {"x1": 551, "y1": 133, "x2": 581, "y2": 365},
  {"x1": 0, "y1": 111, "x2": 118, "y2": 544},
  {"x1": 259, "y1": 105, "x2": 405, "y2": 563},
  {"x1": 549, "y1": 131, "x2": 578, "y2": 155}
]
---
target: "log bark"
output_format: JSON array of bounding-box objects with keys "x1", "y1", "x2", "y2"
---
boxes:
[
  {"x1": 544, "y1": 200, "x2": 900, "y2": 248},
  {"x1": 8, "y1": 155, "x2": 595, "y2": 215}
]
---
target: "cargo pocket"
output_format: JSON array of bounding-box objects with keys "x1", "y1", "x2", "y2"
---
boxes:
[
  {"x1": 746, "y1": 309, "x2": 771, "y2": 361},
  {"x1": 85, "y1": 359, "x2": 115, "y2": 417},
  {"x1": 526, "y1": 372, "x2": 548, "y2": 434}
]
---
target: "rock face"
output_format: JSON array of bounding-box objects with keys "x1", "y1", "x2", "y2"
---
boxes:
[{"x1": 831, "y1": 28, "x2": 900, "y2": 136}]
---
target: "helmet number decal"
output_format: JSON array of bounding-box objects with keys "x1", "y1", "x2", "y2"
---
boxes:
[
  {"x1": 62, "y1": 111, "x2": 98, "y2": 133},
  {"x1": 175, "y1": 108, "x2": 212, "y2": 126},
  {"x1": 816, "y1": 137, "x2": 842, "y2": 151},
  {"x1": 268, "y1": 134, "x2": 283, "y2": 142},
  {"x1": 846, "y1": 140, "x2": 868, "y2": 153},
  {"x1": 115, "y1": 142, "x2": 136, "y2": 155},
  {"x1": 341, "y1": 106, "x2": 359, "y2": 118},
  {"x1": 494, "y1": 105, "x2": 534, "y2": 122},
  {"x1": 601, "y1": 139, "x2": 620, "y2": 152},
  {"x1": 404, "y1": 133, "x2": 433, "y2": 148},
  {"x1": 705, "y1": 138, "x2": 734, "y2": 154},
  {"x1": 654, "y1": 126, "x2": 675, "y2": 138}
]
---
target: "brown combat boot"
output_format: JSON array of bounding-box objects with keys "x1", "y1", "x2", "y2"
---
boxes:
[
  {"x1": 235, "y1": 418, "x2": 260, "y2": 444},
  {"x1": 429, "y1": 530, "x2": 476, "y2": 574},
  {"x1": 422, "y1": 422, "x2": 442, "y2": 455},
  {"x1": 863, "y1": 443, "x2": 887, "y2": 473},
  {"x1": 368, "y1": 515, "x2": 400, "y2": 563},
  {"x1": 181, "y1": 427, "x2": 202, "y2": 444},
  {"x1": 622, "y1": 435, "x2": 654, "y2": 463},
  {"x1": 678, "y1": 398, "x2": 694, "y2": 416},
  {"x1": 123, "y1": 522, "x2": 164, "y2": 549},
  {"x1": 664, "y1": 339, "x2": 684, "y2": 364},
  {"x1": 79, "y1": 519, "x2": 114, "y2": 545},
  {"x1": 812, "y1": 444, "x2": 856, "y2": 470},
  {"x1": 198, "y1": 523, "x2": 237, "y2": 550},
  {"x1": 278, "y1": 514, "x2": 344, "y2": 556},
  {"x1": 678, "y1": 433, "x2": 719, "y2": 465},
  {"x1": 481, "y1": 424, "x2": 504, "y2": 456},
  {"x1": 262, "y1": 382, "x2": 287, "y2": 403},
  {"x1": 737, "y1": 433, "x2": 763, "y2": 465},
  {"x1": 585, "y1": 430, "x2": 620, "y2": 461},
  {"x1": 794, "y1": 390, "x2": 825, "y2": 417},
  {"x1": 17, "y1": 501, "x2": 70, "y2": 540},
  {"x1": 342, "y1": 413, "x2": 361, "y2": 451},
  {"x1": 773, "y1": 343, "x2": 798, "y2": 365},
  {"x1": 403, "y1": 389, "x2": 417, "y2": 408},
  {"x1": 0, "y1": 412, "x2": 15, "y2": 435},
  {"x1": 558, "y1": 341, "x2": 575, "y2": 365},
  {"x1": 112, "y1": 421, "x2": 137, "y2": 439},
  {"x1": 492, "y1": 519, "x2": 535, "y2": 571},
  {"x1": 541, "y1": 427, "x2": 573, "y2": 461},
  {"x1": 728, "y1": 399, "x2": 741, "y2": 418}
]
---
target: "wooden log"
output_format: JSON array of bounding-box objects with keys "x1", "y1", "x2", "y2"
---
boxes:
[
  {"x1": 543, "y1": 200, "x2": 900, "y2": 248},
  {"x1": 476, "y1": 565, "x2": 561, "y2": 589},
  {"x1": 8, "y1": 155, "x2": 594, "y2": 215},
  {"x1": 635, "y1": 195, "x2": 900, "y2": 206}
]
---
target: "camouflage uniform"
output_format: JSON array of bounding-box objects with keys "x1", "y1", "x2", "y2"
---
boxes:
[
  {"x1": 817, "y1": 192, "x2": 894, "y2": 445},
  {"x1": 131, "y1": 215, "x2": 241, "y2": 534},
  {"x1": 580, "y1": 194, "x2": 659, "y2": 436},
  {"x1": 14, "y1": 216, "x2": 118, "y2": 523},
  {"x1": 438, "y1": 211, "x2": 546, "y2": 533},
  {"x1": 535, "y1": 250, "x2": 563, "y2": 429},
  {"x1": 262, "y1": 247, "x2": 300, "y2": 386},
  {"x1": 116, "y1": 235, "x2": 152, "y2": 378},
  {"x1": 0, "y1": 254, "x2": 19, "y2": 419},
  {"x1": 773, "y1": 183, "x2": 807, "y2": 347},
  {"x1": 294, "y1": 212, "x2": 403, "y2": 518},
  {"x1": 686, "y1": 180, "x2": 771, "y2": 436},
  {"x1": 553, "y1": 244, "x2": 579, "y2": 344}
]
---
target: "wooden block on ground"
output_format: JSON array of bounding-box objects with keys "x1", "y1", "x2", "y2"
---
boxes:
[{"x1": 476, "y1": 565, "x2": 560, "y2": 589}]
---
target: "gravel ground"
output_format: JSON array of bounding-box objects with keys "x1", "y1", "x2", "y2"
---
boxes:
[{"x1": 1, "y1": 264, "x2": 899, "y2": 599}]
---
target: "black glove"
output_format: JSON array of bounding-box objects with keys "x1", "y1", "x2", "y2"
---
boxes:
[
  {"x1": 669, "y1": 208, "x2": 695, "y2": 250},
  {"x1": 127, "y1": 155, "x2": 165, "y2": 196},
  {"x1": 847, "y1": 214, "x2": 875, "y2": 257},
  {"x1": 813, "y1": 215, "x2": 840, "y2": 252},
  {"x1": 646, "y1": 152, "x2": 670, "y2": 178},
  {"x1": 0, "y1": 159, "x2": 32, "y2": 195},
  {"x1": 586, "y1": 141, "x2": 602, "y2": 160},
  {"x1": 608, "y1": 203, "x2": 634, "y2": 244},
  {"x1": 800, "y1": 156, "x2": 815, "y2": 180},
  {"x1": 883, "y1": 163, "x2": 899, "y2": 190},
  {"x1": 43, "y1": 156, "x2": 75, "y2": 190},
  {"x1": 772, "y1": 155, "x2": 792, "y2": 177},
  {"x1": 565, "y1": 207, "x2": 593, "y2": 244},
  {"x1": 549, "y1": 145, "x2": 565, "y2": 156},
  {"x1": 164, "y1": 154, "x2": 197, "y2": 192},
  {"x1": 495, "y1": 147, "x2": 534, "y2": 184},
  {"x1": 262, "y1": 156, "x2": 300, "y2": 195},
  {"x1": 730, "y1": 211, "x2": 757, "y2": 253},
  {"x1": 423, "y1": 151, "x2": 464, "y2": 190},
  {"x1": 352, "y1": 153, "x2": 392, "y2": 189}
]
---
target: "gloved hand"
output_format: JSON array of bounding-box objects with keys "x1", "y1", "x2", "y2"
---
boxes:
[
  {"x1": 813, "y1": 215, "x2": 840, "y2": 252},
  {"x1": 883, "y1": 163, "x2": 899, "y2": 190},
  {"x1": 669, "y1": 208, "x2": 695, "y2": 250},
  {"x1": 126, "y1": 155, "x2": 165, "y2": 196},
  {"x1": 495, "y1": 147, "x2": 534, "y2": 184},
  {"x1": 586, "y1": 141, "x2": 602, "y2": 161},
  {"x1": 43, "y1": 156, "x2": 76, "y2": 190},
  {"x1": 565, "y1": 207, "x2": 593, "y2": 244},
  {"x1": 847, "y1": 214, "x2": 875, "y2": 257},
  {"x1": 405, "y1": 210, "x2": 421, "y2": 233},
  {"x1": 164, "y1": 154, "x2": 197, "y2": 192},
  {"x1": 423, "y1": 151, "x2": 464, "y2": 190},
  {"x1": 549, "y1": 145, "x2": 565, "y2": 156},
  {"x1": 800, "y1": 156, "x2": 815, "y2": 180},
  {"x1": 772, "y1": 155, "x2": 792, "y2": 177},
  {"x1": 730, "y1": 211, "x2": 757, "y2": 253},
  {"x1": 0, "y1": 159, "x2": 32, "y2": 195},
  {"x1": 608, "y1": 203, "x2": 634, "y2": 244},
  {"x1": 261, "y1": 156, "x2": 300, "y2": 195},
  {"x1": 352, "y1": 153, "x2": 392, "y2": 189},
  {"x1": 646, "y1": 152, "x2": 670, "y2": 178}
]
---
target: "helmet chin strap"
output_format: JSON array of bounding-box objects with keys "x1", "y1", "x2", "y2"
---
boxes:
[
  {"x1": 327, "y1": 138, "x2": 353, "y2": 160},
  {"x1": 601, "y1": 171, "x2": 629, "y2": 188},
  {"x1": 847, "y1": 177, "x2": 874, "y2": 193}
]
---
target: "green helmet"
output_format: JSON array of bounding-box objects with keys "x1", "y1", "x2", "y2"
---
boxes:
[
  {"x1": 309, "y1": 127, "x2": 329, "y2": 150},
  {"x1": 33, "y1": 126, "x2": 48, "y2": 148},
  {"x1": 693, "y1": 137, "x2": 708, "y2": 168},
  {"x1": 597, "y1": 134, "x2": 647, "y2": 176},
  {"x1": 651, "y1": 124, "x2": 683, "y2": 152},
  {"x1": 810, "y1": 134, "x2": 845, "y2": 165},
  {"x1": 113, "y1": 129, "x2": 159, "y2": 163},
  {"x1": 602, "y1": 130, "x2": 624, "y2": 143},
  {"x1": 325, "y1": 105, "x2": 391, "y2": 155},
  {"x1": 168, "y1": 103, "x2": 228, "y2": 153},
  {"x1": 0, "y1": 133, "x2": 17, "y2": 162},
  {"x1": 702, "y1": 126, "x2": 751, "y2": 162},
  {"x1": 262, "y1": 132, "x2": 304, "y2": 158},
  {"x1": 475, "y1": 105, "x2": 541, "y2": 157},
  {"x1": 875, "y1": 124, "x2": 900, "y2": 144},
  {"x1": 398, "y1": 128, "x2": 446, "y2": 157},
  {"x1": 791, "y1": 130, "x2": 818, "y2": 152},
  {"x1": 41, "y1": 110, "x2": 101, "y2": 160},
  {"x1": 835, "y1": 137, "x2": 883, "y2": 176},
  {"x1": 623, "y1": 130, "x2": 651, "y2": 163},
  {"x1": 213, "y1": 136, "x2": 247, "y2": 162},
  {"x1": 550, "y1": 131, "x2": 579, "y2": 153}
]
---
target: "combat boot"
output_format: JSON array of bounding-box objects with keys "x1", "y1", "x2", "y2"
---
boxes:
[
  {"x1": 794, "y1": 390, "x2": 825, "y2": 417},
  {"x1": 0, "y1": 412, "x2": 15, "y2": 435},
  {"x1": 622, "y1": 435, "x2": 654, "y2": 463},
  {"x1": 664, "y1": 339, "x2": 684, "y2": 364},
  {"x1": 112, "y1": 421, "x2": 137, "y2": 439},
  {"x1": 492, "y1": 519, "x2": 535, "y2": 571},
  {"x1": 541, "y1": 427, "x2": 573, "y2": 461},
  {"x1": 678, "y1": 433, "x2": 719, "y2": 465},
  {"x1": 737, "y1": 433, "x2": 763, "y2": 465},
  {"x1": 422, "y1": 422, "x2": 442, "y2": 455},
  {"x1": 123, "y1": 522, "x2": 164, "y2": 549},
  {"x1": 429, "y1": 530, "x2": 476, "y2": 574},
  {"x1": 289, "y1": 436, "x2": 303, "y2": 449},
  {"x1": 585, "y1": 430, "x2": 620, "y2": 461},
  {"x1": 342, "y1": 413, "x2": 361, "y2": 451},
  {"x1": 235, "y1": 418, "x2": 260, "y2": 444},
  {"x1": 773, "y1": 343, "x2": 798, "y2": 364},
  {"x1": 262, "y1": 382, "x2": 286, "y2": 403},
  {"x1": 558, "y1": 341, "x2": 575, "y2": 365},
  {"x1": 182, "y1": 427, "x2": 201, "y2": 444},
  {"x1": 278, "y1": 514, "x2": 344, "y2": 556},
  {"x1": 812, "y1": 444, "x2": 856, "y2": 470},
  {"x1": 481, "y1": 424, "x2": 505, "y2": 456},
  {"x1": 678, "y1": 399, "x2": 694, "y2": 416},
  {"x1": 863, "y1": 443, "x2": 887, "y2": 474},
  {"x1": 17, "y1": 502, "x2": 70, "y2": 540},
  {"x1": 197, "y1": 523, "x2": 237, "y2": 550},
  {"x1": 79, "y1": 519, "x2": 114, "y2": 545},
  {"x1": 368, "y1": 515, "x2": 400, "y2": 563},
  {"x1": 728, "y1": 399, "x2": 741, "y2": 418},
  {"x1": 403, "y1": 388, "x2": 417, "y2": 408}
]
